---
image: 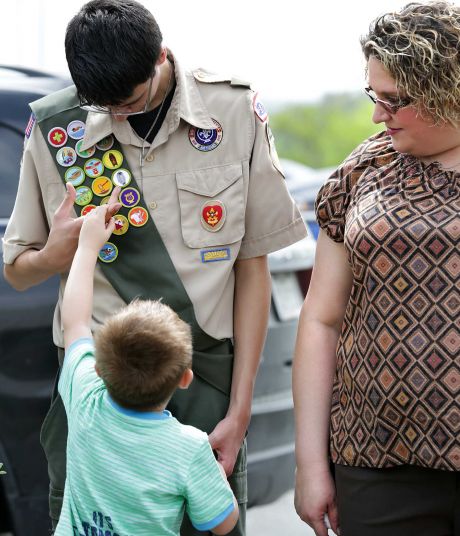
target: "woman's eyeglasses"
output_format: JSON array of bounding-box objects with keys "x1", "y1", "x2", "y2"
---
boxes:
[{"x1": 364, "y1": 87, "x2": 411, "y2": 115}]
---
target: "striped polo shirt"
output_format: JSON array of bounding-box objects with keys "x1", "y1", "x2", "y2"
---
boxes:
[{"x1": 55, "y1": 338, "x2": 234, "y2": 536}]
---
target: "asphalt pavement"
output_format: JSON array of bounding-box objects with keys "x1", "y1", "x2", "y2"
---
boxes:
[{"x1": 247, "y1": 489, "x2": 337, "y2": 536}]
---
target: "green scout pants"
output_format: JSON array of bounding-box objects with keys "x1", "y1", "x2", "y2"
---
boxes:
[{"x1": 41, "y1": 349, "x2": 247, "y2": 535}]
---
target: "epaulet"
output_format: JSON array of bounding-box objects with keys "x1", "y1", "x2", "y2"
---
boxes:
[
  {"x1": 30, "y1": 85, "x2": 79, "y2": 123},
  {"x1": 192, "y1": 68, "x2": 251, "y2": 89}
]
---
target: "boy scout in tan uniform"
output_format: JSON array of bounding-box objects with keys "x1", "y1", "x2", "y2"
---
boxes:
[{"x1": 3, "y1": 1, "x2": 306, "y2": 535}]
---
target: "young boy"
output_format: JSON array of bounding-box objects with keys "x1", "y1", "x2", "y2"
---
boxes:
[{"x1": 56, "y1": 197, "x2": 238, "y2": 536}]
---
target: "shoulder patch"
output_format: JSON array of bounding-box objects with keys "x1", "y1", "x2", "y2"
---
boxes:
[
  {"x1": 253, "y1": 92, "x2": 268, "y2": 123},
  {"x1": 25, "y1": 113, "x2": 36, "y2": 139}
]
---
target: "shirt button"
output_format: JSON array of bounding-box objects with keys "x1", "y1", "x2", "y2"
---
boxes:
[
  {"x1": 149, "y1": 201, "x2": 157, "y2": 210},
  {"x1": 146, "y1": 153, "x2": 154, "y2": 162}
]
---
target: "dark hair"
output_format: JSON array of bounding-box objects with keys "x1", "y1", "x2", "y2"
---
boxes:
[
  {"x1": 361, "y1": 1, "x2": 460, "y2": 124},
  {"x1": 95, "y1": 300, "x2": 192, "y2": 409},
  {"x1": 65, "y1": 0, "x2": 163, "y2": 106}
]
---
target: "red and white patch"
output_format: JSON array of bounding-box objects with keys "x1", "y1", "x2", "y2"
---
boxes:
[
  {"x1": 200, "y1": 200, "x2": 226, "y2": 232},
  {"x1": 253, "y1": 93, "x2": 268, "y2": 123},
  {"x1": 48, "y1": 127, "x2": 68, "y2": 147}
]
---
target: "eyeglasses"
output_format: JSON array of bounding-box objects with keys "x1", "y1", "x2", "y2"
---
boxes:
[
  {"x1": 79, "y1": 73, "x2": 155, "y2": 116},
  {"x1": 364, "y1": 87, "x2": 411, "y2": 115}
]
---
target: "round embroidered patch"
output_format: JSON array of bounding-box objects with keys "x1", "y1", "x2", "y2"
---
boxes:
[
  {"x1": 74, "y1": 186, "x2": 93, "y2": 206},
  {"x1": 119, "y1": 187, "x2": 140, "y2": 208},
  {"x1": 189, "y1": 119, "x2": 223, "y2": 152},
  {"x1": 67, "y1": 120, "x2": 85, "y2": 140},
  {"x1": 56, "y1": 146, "x2": 77, "y2": 167},
  {"x1": 75, "y1": 140, "x2": 96, "y2": 158},
  {"x1": 96, "y1": 135, "x2": 114, "y2": 151},
  {"x1": 98, "y1": 242, "x2": 118, "y2": 263},
  {"x1": 200, "y1": 200, "x2": 226, "y2": 232},
  {"x1": 48, "y1": 127, "x2": 67, "y2": 148},
  {"x1": 64, "y1": 166, "x2": 85, "y2": 187},
  {"x1": 84, "y1": 158, "x2": 104, "y2": 178},
  {"x1": 91, "y1": 177, "x2": 113, "y2": 197},
  {"x1": 112, "y1": 168, "x2": 131, "y2": 188},
  {"x1": 112, "y1": 214, "x2": 129, "y2": 235},
  {"x1": 102, "y1": 150, "x2": 123, "y2": 170},
  {"x1": 81, "y1": 204, "x2": 97, "y2": 216},
  {"x1": 128, "y1": 206, "x2": 149, "y2": 227}
]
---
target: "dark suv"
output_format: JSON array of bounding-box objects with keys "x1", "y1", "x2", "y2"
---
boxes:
[{"x1": 0, "y1": 66, "x2": 315, "y2": 535}]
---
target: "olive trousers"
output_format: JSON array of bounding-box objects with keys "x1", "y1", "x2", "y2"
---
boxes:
[{"x1": 41, "y1": 349, "x2": 247, "y2": 536}]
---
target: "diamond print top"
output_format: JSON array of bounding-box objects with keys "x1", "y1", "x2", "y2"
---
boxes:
[{"x1": 316, "y1": 131, "x2": 460, "y2": 470}]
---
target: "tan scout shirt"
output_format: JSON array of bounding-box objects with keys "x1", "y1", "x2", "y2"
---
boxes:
[{"x1": 3, "y1": 53, "x2": 306, "y2": 347}]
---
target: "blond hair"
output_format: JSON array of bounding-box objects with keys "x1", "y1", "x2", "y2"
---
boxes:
[
  {"x1": 94, "y1": 300, "x2": 192, "y2": 409},
  {"x1": 361, "y1": 1, "x2": 460, "y2": 124}
]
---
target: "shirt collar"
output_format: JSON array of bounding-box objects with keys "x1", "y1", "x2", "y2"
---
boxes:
[{"x1": 79, "y1": 49, "x2": 215, "y2": 151}]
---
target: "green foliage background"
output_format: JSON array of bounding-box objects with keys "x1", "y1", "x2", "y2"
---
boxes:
[{"x1": 270, "y1": 93, "x2": 382, "y2": 169}]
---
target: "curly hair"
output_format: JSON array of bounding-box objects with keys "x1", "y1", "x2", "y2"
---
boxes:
[{"x1": 361, "y1": 1, "x2": 460, "y2": 124}]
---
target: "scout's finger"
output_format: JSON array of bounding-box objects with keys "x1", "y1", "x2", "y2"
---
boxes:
[{"x1": 54, "y1": 182, "x2": 77, "y2": 220}]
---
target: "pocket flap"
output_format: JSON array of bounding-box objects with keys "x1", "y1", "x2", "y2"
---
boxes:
[{"x1": 176, "y1": 163, "x2": 242, "y2": 197}]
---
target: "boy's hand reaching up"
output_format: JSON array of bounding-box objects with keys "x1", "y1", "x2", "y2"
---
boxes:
[{"x1": 79, "y1": 203, "x2": 118, "y2": 254}]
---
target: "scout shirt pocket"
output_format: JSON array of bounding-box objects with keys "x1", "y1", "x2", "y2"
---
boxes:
[{"x1": 176, "y1": 163, "x2": 245, "y2": 248}]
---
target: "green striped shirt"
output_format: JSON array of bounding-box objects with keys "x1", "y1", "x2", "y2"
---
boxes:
[{"x1": 56, "y1": 338, "x2": 234, "y2": 536}]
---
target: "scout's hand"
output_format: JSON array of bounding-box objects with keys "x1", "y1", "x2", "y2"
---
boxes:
[
  {"x1": 42, "y1": 183, "x2": 120, "y2": 273},
  {"x1": 208, "y1": 415, "x2": 246, "y2": 476},
  {"x1": 79, "y1": 205, "x2": 116, "y2": 254},
  {"x1": 294, "y1": 465, "x2": 339, "y2": 536}
]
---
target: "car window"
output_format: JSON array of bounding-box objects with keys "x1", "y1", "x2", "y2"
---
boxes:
[{"x1": 0, "y1": 125, "x2": 23, "y2": 218}]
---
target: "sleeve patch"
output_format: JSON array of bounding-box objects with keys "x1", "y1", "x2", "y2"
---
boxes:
[
  {"x1": 25, "y1": 113, "x2": 36, "y2": 139},
  {"x1": 253, "y1": 93, "x2": 268, "y2": 123}
]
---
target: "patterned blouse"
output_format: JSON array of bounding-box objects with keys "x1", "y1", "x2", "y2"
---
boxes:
[{"x1": 316, "y1": 132, "x2": 460, "y2": 471}]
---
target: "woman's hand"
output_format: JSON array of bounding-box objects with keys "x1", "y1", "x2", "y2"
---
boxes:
[{"x1": 294, "y1": 465, "x2": 339, "y2": 536}]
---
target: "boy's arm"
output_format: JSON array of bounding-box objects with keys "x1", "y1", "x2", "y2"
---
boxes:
[
  {"x1": 62, "y1": 189, "x2": 117, "y2": 349},
  {"x1": 210, "y1": 462, "x2": 239, "y2": 535},
  {"x1": 185, "y1": 441, "x2": 238, "y2": 534}
]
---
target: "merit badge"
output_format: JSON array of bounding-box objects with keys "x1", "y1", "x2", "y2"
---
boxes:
[
  {"x1": 75, "y1": 185, "x2": 93, "y2": 206},
  {"x1": 100, "y1": 196, "x2": 111, "y2": 205},
  {"x1": 128, "y1": 206, "x2": 149, "y2": 227},
  {"x1": 200, "y1": 200, "x2": 226, "y2": 232},
  {"x1": 64, "y1": 166, "x2": 85, "y2": 187},
  {"x1": 56, "y1": 146, "x2": 77, "y2": 167},
  {"x1": 112, "y1": 214, "x2": 129, "y2": 235},
  {"x1": 84, "y1": 158, "x2": 104, "y2": 178},
  {"x1": 25, "y1": 113, "x2": 36, "y2": 139},
  {"x1": 48, "y1": 127, "x2": 67, "y2": 148},
  {"x1": 81, "y1": 204, "x2": 97, "y2": 216},
  {"x1": 112, "y1": 168, "x2": 131, "y2": 188},
  {"x1": 102, "y1": 150, "x2": 123, "y2": 170},
  {"x1": 189, "y1": 119, "x2": 223, "y2": 152},
  {"x1": 75, "y1": 139, "x2": 96, "y2": 158},
  {"x1": 253, "y1": 93, "x2": 268, "y2": 123},
  {"x1": 119, "y1": 187, "x2": 140, "y2": 208},
  {"x1": 67, "y1": 120, "x2": 85, "y2": 140},
  {"x1": 98, "y1": 242, "x2": 118, "y2": 263},
  {"x1": 96, "y1": 135, "x2": 114, "y2": 151},
  {"x1": 91, "y1": 176, "x2": 113, "y2": 197}
]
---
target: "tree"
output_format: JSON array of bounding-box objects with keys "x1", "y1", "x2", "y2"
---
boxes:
[{"x1": 270, "y1": 93, "x2": 381, "y2": 168}]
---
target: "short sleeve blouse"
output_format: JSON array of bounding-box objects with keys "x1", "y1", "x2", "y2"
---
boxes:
[{"x1": 315, "y1": 131, "x2": 460, "y2": 471}]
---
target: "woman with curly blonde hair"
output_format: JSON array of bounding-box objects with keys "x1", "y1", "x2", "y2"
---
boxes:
[{"x1": 293, "y1": 2, "x2": 460, "y2": 535}]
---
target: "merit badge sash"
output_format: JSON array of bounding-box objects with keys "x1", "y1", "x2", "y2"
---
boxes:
[{"x1": 31, "y1": 88, "x2": 233, "y2": 396}]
